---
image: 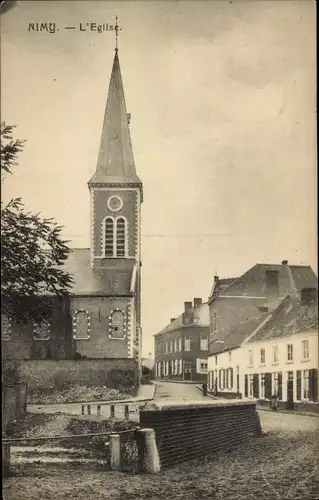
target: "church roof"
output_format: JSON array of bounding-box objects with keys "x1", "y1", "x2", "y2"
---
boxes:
[
  {"x1": 88, "y1": 50, "x2": 142, "y2": 188},
  {"x1": 63, "y1": 248, "x2": 135, "y2": 296}
]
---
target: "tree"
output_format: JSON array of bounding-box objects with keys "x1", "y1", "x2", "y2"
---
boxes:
[{"x1": 1, "y1": 122, "x2": 74, "y2": 324}]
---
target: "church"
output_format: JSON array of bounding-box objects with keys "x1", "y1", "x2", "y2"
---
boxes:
[{"x1": 2, "y1": 45, "x2": 143, "y2": 373}]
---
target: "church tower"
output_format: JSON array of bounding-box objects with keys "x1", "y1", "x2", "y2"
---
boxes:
[{"x1": 88, "y1": 42, "x2": 143, "y2": 365}]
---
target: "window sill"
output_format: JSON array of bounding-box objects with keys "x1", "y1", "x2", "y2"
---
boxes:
[
  {"x1": 271, "y1": 362, "x2": 279, "y2": 366},
  {"x1": 259, "y1": 364, "x2": 266, "y2": 367},
  {"x1": 33, "y1": 337, "x2": 50, "y2": 341},
  {"x1": 74, "y1": 336, "x2": 91, "y2": 340},
  {"x1": 286, "y1": 360, "x2": 294, "y2": 364},
  {"x1": 108, "y1": 335, "x2": 127, "y2": 340},
  {"x1": 1, "y1": 337, "x2": 11, "y2": 341},
  {"x1": 247, "y1": 365, "x2": 254, "y2": 368},
  {"x1": 301, "y1": 358, "x2": 310, "y2": 363}
]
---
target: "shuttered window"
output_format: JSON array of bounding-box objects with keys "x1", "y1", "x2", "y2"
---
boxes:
[
  {"x1": 296, "y1": 370, "x2": 301, "y2": 401},
  {"x1": 253, "y1": 374, "x2": 259, "y2": 398},
  {"x1": 260, "y1": 374, "x2": 266, "y2": 398},
  {"x1": 265, "y1": 373, "x2": 272, "y2": 399},
  {"x1": 303, "y1": 370, "x2": 310, "y2": 400},
  {"x1": 244, "y1": 375, "x2": 248, "y2": 397},
  {"x1": 309, "y1": 369, "x2": 318, "y2": 402},
  {"x1": 277, "y1": 372, "x2": 282, "y2": 400}
]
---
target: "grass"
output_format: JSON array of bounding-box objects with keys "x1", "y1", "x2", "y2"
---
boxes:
[
  {"x1": 27, "y1": 385, "x2": 131, "y2": 404},
  {"x1": 3, "y1": 412, "x2": 319, "y2": 499}
]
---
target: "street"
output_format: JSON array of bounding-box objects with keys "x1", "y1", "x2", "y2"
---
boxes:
[{"x1": 154, "y1": 380, "x2": 207, "y2": 401}]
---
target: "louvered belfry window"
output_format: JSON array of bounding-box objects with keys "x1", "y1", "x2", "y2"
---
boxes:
[
  {"x1": 116, "y1": 217, "x2": 126, "y2": 257},
  {"x1": 102, "y1": 216, "x2": 127, "y2": 257},
  {"x1": 104, "y1": 217, "x2": 114, "y2": 257}
]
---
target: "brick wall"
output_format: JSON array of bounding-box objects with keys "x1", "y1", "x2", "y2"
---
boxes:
[
  {"x1": 71, "y1": 296, "x2": 132, "y2": 358},
  {"x1": 2, "y1": 383, "x2": 27, "y2": 434},
  {"x1": 2, "y1": 297, "x2": 74, "y2": 360},
  {"x1": 209, "y1": 297, "x2": 265, "y2": 354},
  {"x1": 21, "y1": 358, "x2": 139, "y2": 392},
  {"x1": 140, "y1": 400, "x2": 256, "y2": 469},
  {"x1": 154, "y1": 326, "x2": 209, "y2": 382}
]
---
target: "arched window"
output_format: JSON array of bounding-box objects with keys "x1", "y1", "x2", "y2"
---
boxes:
[
  {"x1": 33, "y1": 321, "x2": 50, "y2": 341},
  {"x1": 1, "y1": 315, "x2": 12, "y2": 340},
  {"x1": 73, "y1": 310, "x2": 91, "y2": 340},
  {"x1": 103, "y1": 217, "x2": 115, "y2": 257},
  {"x1": 102, "y1": 216, "x2": 127, "y2": 257},
  {"x1": 110, "y1": 310, "x2": 125, "y2": 338},
  {"x1": 116, "y1": 217, "x2": 126, "y2": 257}
]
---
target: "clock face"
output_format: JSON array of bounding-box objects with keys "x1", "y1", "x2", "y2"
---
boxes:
[{"x1": 107, "y1": 195, "x2": 123, "y2": 212}]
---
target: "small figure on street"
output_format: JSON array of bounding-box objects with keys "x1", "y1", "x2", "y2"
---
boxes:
[
  {"x1": 202, "y1": 382, "x2": 208, "y2": 397},
  {"x1": 270, "y1": 393, "x2": 279, "y2": 411}
]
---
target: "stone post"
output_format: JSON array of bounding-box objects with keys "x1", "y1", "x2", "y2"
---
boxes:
[
  {"x1": 110, "y1": 405, "x2": 115, "y2": 418},
  {"x1": 109, "y1": 434, "x2": 121, "y2": 471},
  {"x1": 135, "y1": 428, "x2": 160, "y2": 473},
  {"x1": 2, "y1": 444, "x2": 10, "y2": 476},
  {"x1": 255, "y1": 410, "x2": 263, "y2": 438},
  {"x1": 124, "y1": 404, "x2": 129, "y2": 420}
]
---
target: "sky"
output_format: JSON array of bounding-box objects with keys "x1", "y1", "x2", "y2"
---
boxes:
[{"x1": 1, "y1": 0, "x2": 317, "y2": 357}]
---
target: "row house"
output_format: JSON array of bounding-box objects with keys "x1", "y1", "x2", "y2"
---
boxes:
[
  {"x1": 207, "y1": 262, "x2": 318, "y2": 411},
  {"x1": 154, "y1": 298, "x2": 209, "y2": 382}
]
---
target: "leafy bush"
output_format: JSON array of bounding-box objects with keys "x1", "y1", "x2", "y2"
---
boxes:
[{"x1": 106, "y1": 368, "x2": 136, "y2": 391}]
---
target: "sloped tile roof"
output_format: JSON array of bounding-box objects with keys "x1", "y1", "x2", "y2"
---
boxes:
[
  {"x1": 247, "y1": 295, "x2": 318, "y2": 343},
  {"x1": 154, "y1": 302, "x2": 209, "y2": 336},
  {"x1": 63, "y1": 248, "x2": 135, "y2": 296},
  {"x1": 218, "y1": 263, "x2": 317, "y2": 298},
  {"x1": 209, "y1": 311, "x2": 270, "y2": 355}
]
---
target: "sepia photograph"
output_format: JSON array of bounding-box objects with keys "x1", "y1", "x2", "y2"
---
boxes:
[{"x1": 1, "y1": 0, "x2": 318, "y2": 499}]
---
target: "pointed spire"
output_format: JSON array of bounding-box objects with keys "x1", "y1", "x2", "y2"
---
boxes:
[
  {"x1": 89, "y1": 41, "x2": 142, "y2": 188},
  {"x1": 115, "y1": 16, "x2": 119, "y2": 53}
]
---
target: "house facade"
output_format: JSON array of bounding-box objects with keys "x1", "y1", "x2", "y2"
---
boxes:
[
  {"x1": 2, "y1": 47, "x2": 143, "y2": 371},
  {"x1": 207, "y1": 266, "x2": 318, "y2": 411},
  {"x1": 154, "y1": 299, "x2": 210, "y2": 382},
  {"x1": 208, "y1": 261, "x2": 317, "y2": 340}
]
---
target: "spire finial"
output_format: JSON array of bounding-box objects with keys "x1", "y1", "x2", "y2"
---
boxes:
[{"x1": 115, "y1": 16, "x2": 119, "y2": 53}]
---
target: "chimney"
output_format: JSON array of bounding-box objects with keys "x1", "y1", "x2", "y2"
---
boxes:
[
  {"x1": 127, "y1": 113, "x2": 131, "y2": 124},
  {"x1": 170, "y1": 318, "x2": 177, "y2": 323},
  {"x1": 184, "y1": 301, "x2": 192, "y2": 313},
  {"x1": 193, "y1": 297, "x2": 202, "y2": 310},
  {"x1": 183, "y1": 301, "x2": 193, "y2": 325},
  {"x1": 281, "y1": 260, "x2": 288, "y2": 265},
  {"x1": 214, "y1": 275, "x2": 219, "y2": 283}
]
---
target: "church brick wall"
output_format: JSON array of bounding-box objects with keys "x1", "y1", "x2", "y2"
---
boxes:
[
  {"x1": 71, "y1": 296, "x2": 133, "y2": 359},
  {"x1": 2, "y1": 297, "x2": 74, "y2": 361}
]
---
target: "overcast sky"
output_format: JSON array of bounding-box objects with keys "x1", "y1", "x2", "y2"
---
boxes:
[{"x1": 1, "y1": 0, "x2": 317, "y2": 357}]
